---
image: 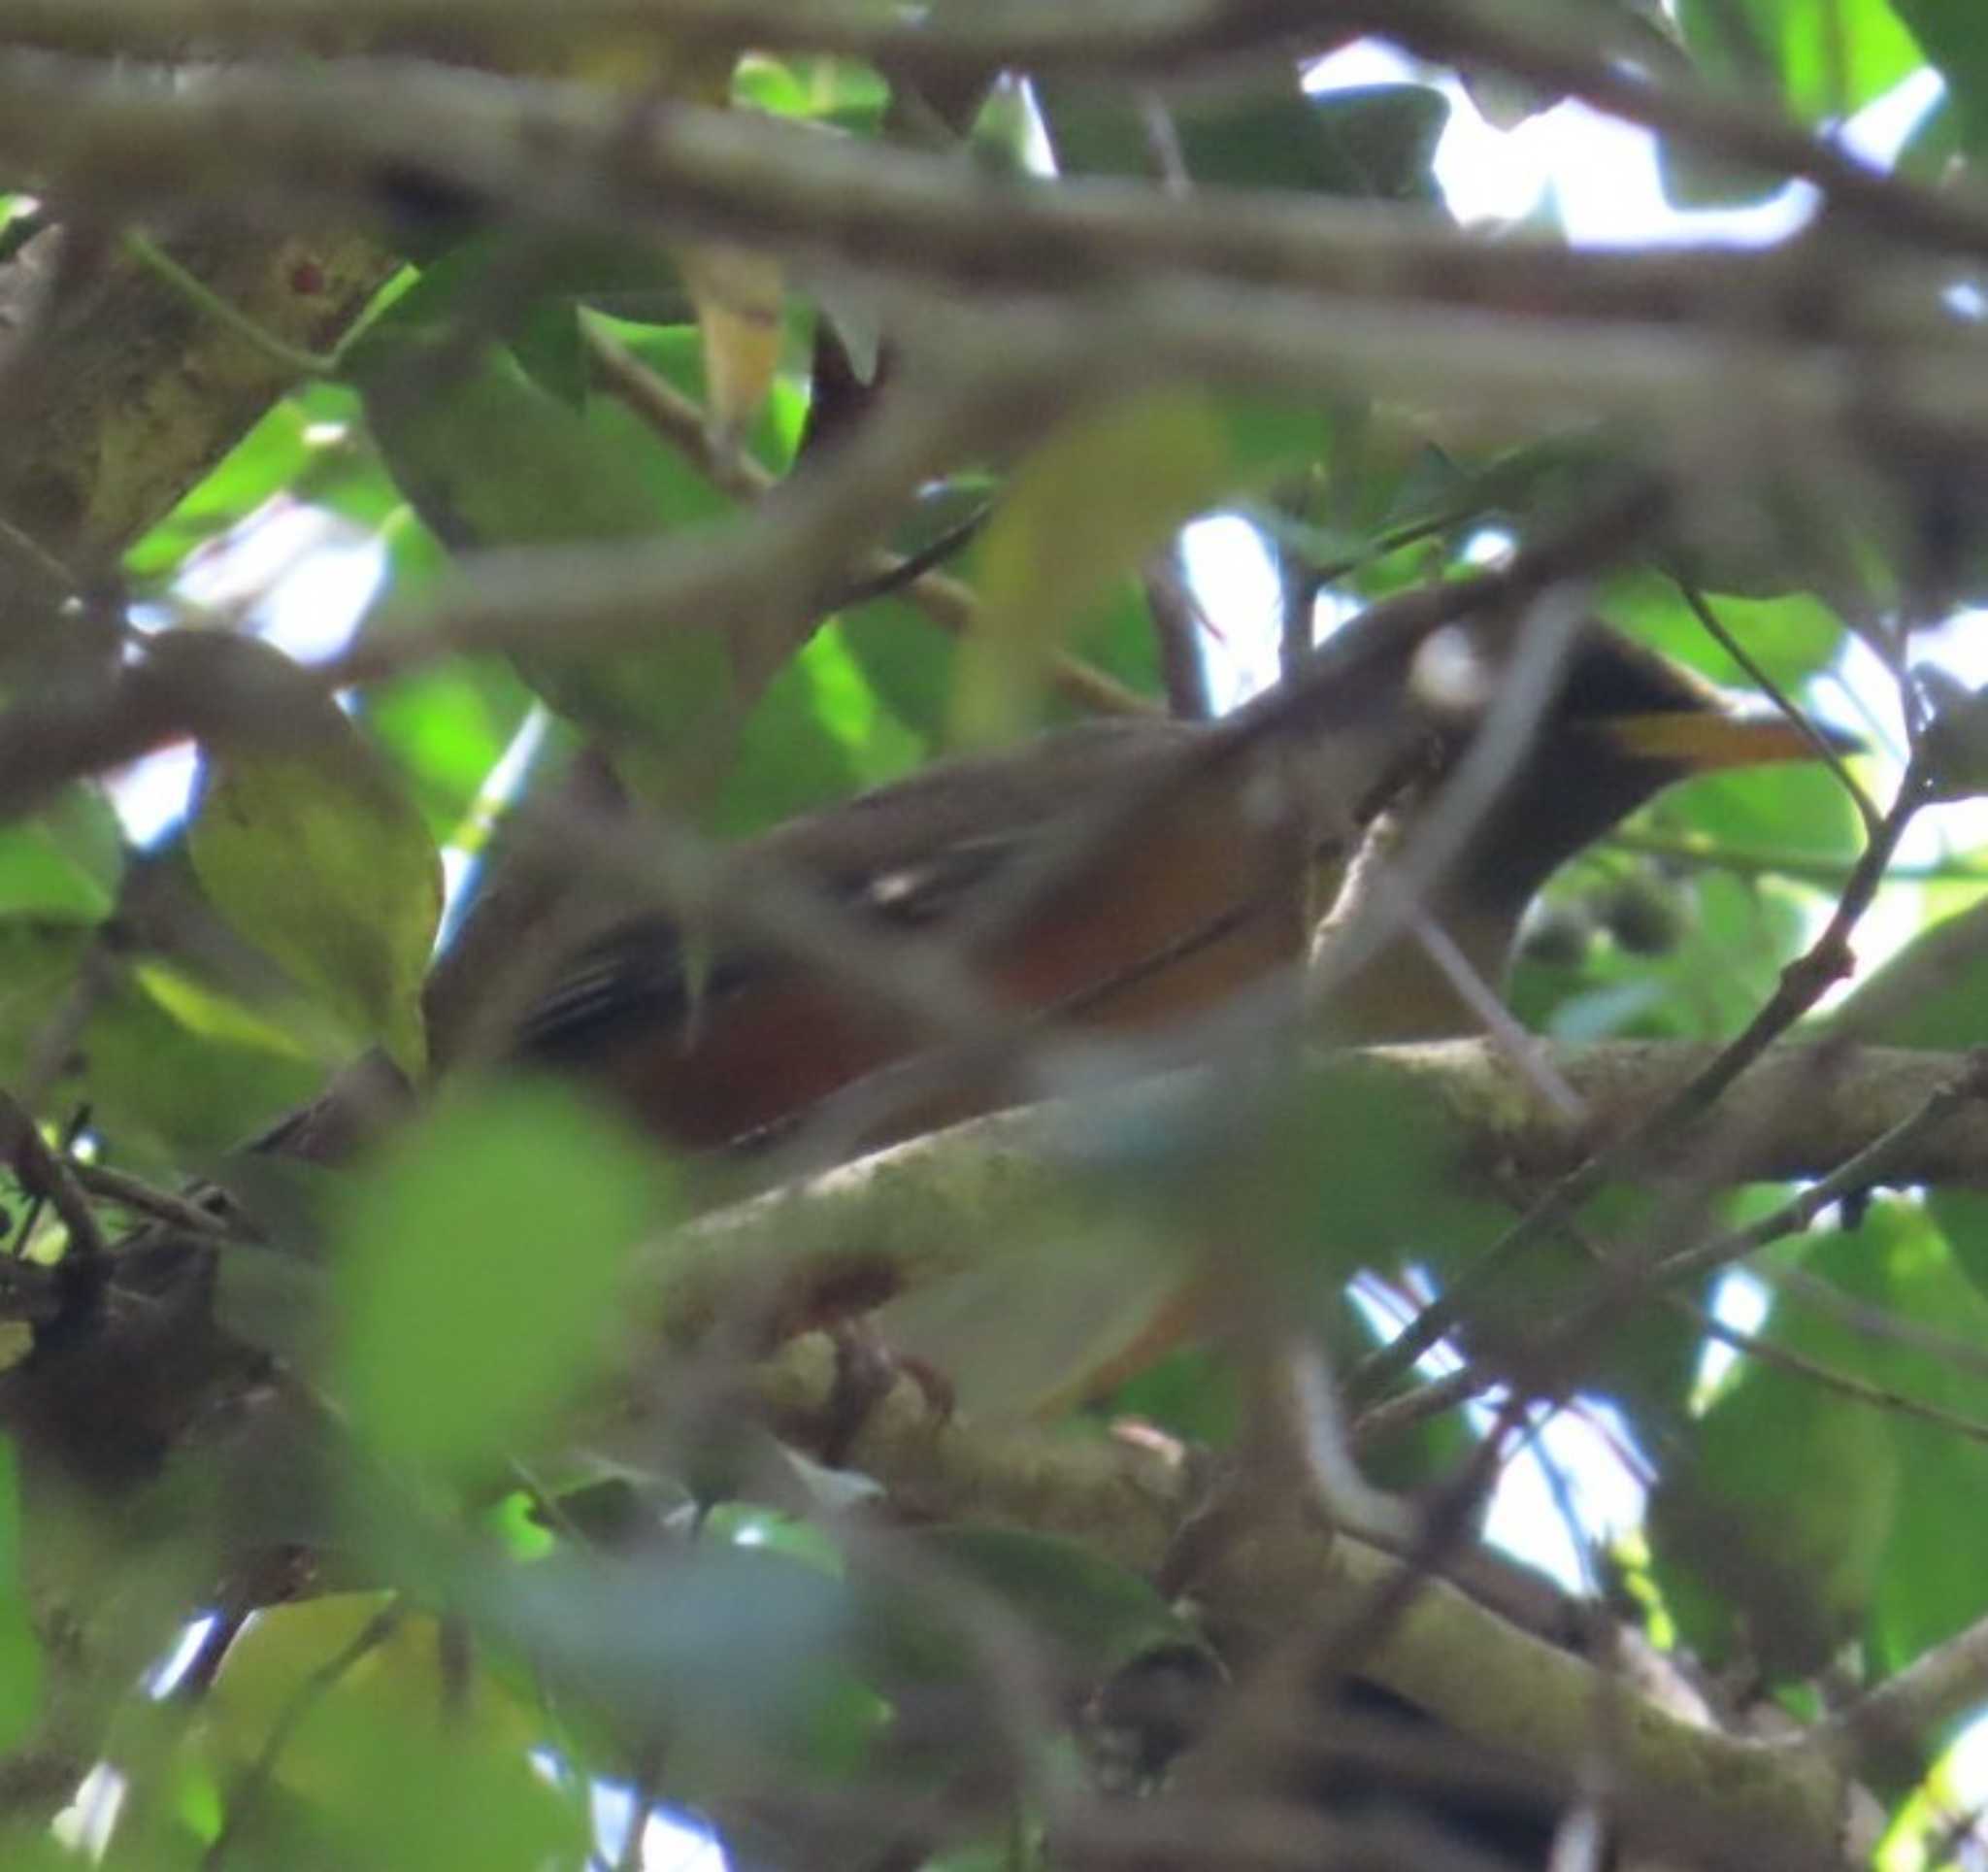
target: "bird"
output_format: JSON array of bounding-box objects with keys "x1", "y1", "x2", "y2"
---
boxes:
[{"x1": 503, "y1": 610, "x2": 1839, "y2": 1157}]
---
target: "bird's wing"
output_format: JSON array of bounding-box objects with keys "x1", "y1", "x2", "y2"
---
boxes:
[{"x1": 509, "y1": 831, "x2": 1028, "y2": 1067}]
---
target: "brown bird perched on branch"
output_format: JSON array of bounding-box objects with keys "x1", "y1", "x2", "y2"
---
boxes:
[{"x1": 504, "y1": 606, "x2": 1837, "y2": 1157}]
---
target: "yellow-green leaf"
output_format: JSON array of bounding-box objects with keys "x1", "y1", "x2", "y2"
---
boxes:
[
  {"x1": 188, "y1": 670, "x2": 441, "y2": 1079},
  {"x1": 681, "y1": 242, "x2": 785, "y2": 443},
  {"x1": 953, "y1": 389, "x2": 1231, "y2": 746},
  {"x1": 201, "y1": 1594, "x2": 578, "y2": 1867}
]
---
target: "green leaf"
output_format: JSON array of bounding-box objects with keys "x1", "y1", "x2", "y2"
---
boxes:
[
  {"x1": 351, "y1": 318, "x2": 779, "y2": 794},
  {"x1": 1649, "y1": 1259, "x2": 1902, "y2": 1679},
  {"x1": 1064, "y1": 576, "x2": 1165, "y2": 719},
  {"x1": 1040, "y1": 78, "x2": 1449, "y2": 205},
  {"x1": 1522, "y1": 864, "x2": 1809, "y2": 1044},
  {"x1": 873, "y1": 1524, "x2": 1200, "y2": 1685},
  {"x1": 733, "y1": 52, "x2": 890, "y2": 128},
  {"x1": 838, "y1": 593, "x2": 956, "y2": 746},
  {"x1": 0, "y1": 1440, "x2": 40, "y2": 1752},
  {"x1": 352, "y1": 328, "x2": 692, "y2": 552},
  {"x1": 334, "y1": 1083, "x2": 661, "y2": 1478},
  {"x1": 1826, "y1": 891, "x2": 1988, "y2": 1048},
  {"x1": 0, "y1": 786, "x2": 122, "y2": 920},
  {"x1": 1927, "y1": 1186, "x2": 1988, "y2": 1298},
  {"x1": 954, "y1": 390, "x2": 1230, "y2": 744},
  {"x1": 1033, "y1": 74, "x2": 1155, "y2": 179},
  {"x1": 1286, "y1": 1064, "x2": 1508, "y2": 1283},
  {"x1": 1253, "y1": 84, "x2": 1449, "y2": 204},
  {"x1": 709, "y1": 621, "x2": 924, "y2": 838},
  {"x1": 360, "y1": 655, "x2": 534, "y2": 843},
  {"x1": 511, "y1": 294, "x2": 588, "y2": 407},
  {"x1": 1651, "y1": 760, "x2": 1862, "y2": 864},
  {"x1": 80, "y1": 960, "x2": 327, "y2": 1166},
  {"x1": 184, "y1": 637, "x2": 442, "y2": 1076},
  {"x1": 1889, "y1": 2, "x2": 1988, "y2": 153},
  {"x1": 1602, "y1": 574, "x2": 1848, "y2": 692},
  {"x1": 494, "y1": 1543, "x2": 875, "y2": 1788},
  {"x1": 0, "y1": 913, "x2": 315, "y2": 1170},
  {"x1": 204, "y1": 1595, "x2": 581, "y2": 1870},
  {"x1": 1666, "y1": 0, "x2": 1926, "y2": 204},
  {"x1": 1676, "y1": 0, "x2": 1925, "y2": 117},
  {"x1": 1805, "y1": 1205, "x2": 1988, "y2": 1680},
  {"x1": 122, "y1": 399, "x2": 313, "y2": 582}
]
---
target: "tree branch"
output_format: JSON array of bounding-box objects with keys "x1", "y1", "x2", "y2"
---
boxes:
[
  {"x1": 741, "y1": 1331, "x2": 1852, "y2": 1869},
  {"x1": 625, "y1": 1038, "x2": 1988, "y2": 1370}
]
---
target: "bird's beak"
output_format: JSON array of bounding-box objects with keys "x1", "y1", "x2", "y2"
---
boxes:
[{"x1": 1591, "y1": 711, "x2": 1862, "y2": 772}]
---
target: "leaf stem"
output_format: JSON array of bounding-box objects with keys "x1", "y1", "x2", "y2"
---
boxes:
[{"x1": 122, "y1": 229, "x2": 338, "y2": 380}]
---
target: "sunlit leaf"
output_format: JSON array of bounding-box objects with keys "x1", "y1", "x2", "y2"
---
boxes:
[
  {"x1": 733, "y1": 52, "x2": 890, "y2": 127},
  {"x1": 359, "y1": 655, "x2": 534, "y2": 841},
  {"x1": 130, "y1": 960, "x2": 330, "y2": 1063},
  {"x1": 1713, "y1": 0, "x2": 1923, "y2": 113},
  {"x1": 0, "y1": 786, "x2": 121, "y2": 920},
  {"x1": 1666, "y1": 1, "x2": 1922, "y2": 199},
  {"x1": 709, "y1": 621, "x2": 923, "y2": 838},
  {"x1": 123, "y1": 402, "x2": 313, "y2": 583},
  {"x1": 839, "y1": 592, "x2": 956, "y2": 744}
]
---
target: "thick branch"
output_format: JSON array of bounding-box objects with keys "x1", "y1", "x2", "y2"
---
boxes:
[
  {"x1": 746, "y1": 1335, "x2": 1851, "y2": 1867},
  {"x1": 1821, "y1": 1608, "x2": 1988, "y2": 1791},
  {"x1": 0, "y1": 0, "x2": 1346, "y2": 74},
  {"x1": 630, "y1": 1039, "x2": 1988, "y2": 1353},
  {"x1": 5, "y1": 0, "x2": 1988, "y2": 305},
  {"x1": 0, "y1": 53, "x2": 1969, "y2": 350}
]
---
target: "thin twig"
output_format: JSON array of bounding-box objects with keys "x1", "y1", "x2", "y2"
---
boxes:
[
  {"x1": 69, "y1": 1160, "x2": 248, "y2": 1239},
  {"x1": 1765, "y1": 1257, "x2": 1988, "y2": 1386},
  {"x1": 1676, "y1": 1287, "x2": 1988, "y2": 1448},
  {"x1": 122, "y1": 229, "x2": 337, "y2": 379},
  {"x1": 1608, "y1": 828, "x2": 1988, "y2": 888},
  {"x1": 1647, "y1": 1054, "x2": 1988, "y2": 1290},
  {"x1": 580, "y1": 317, "x2": 1152, "y2": 718},
  {"x1": 1670, "y1": 572, "x2": 1880, "y2": 834},
  {"x1": 1352, "y1": 756, "x2": 1935, "y2": 1402},
  {"x1": 1821, "y1": 1605, "x2": 1988, "y2": 1786},
  {"x1": 21, "y1": 0, "x2": 1988, "y2": 290},
  {"x1": 0, "y1": 1090, "x2": 104, "y2": 1265},
  {"x1": 0, "y1": 509, "x2": 76, "y2": 603},
  {"x1": 1379, "y1": 0, "x2": 1988, "y2": 267},
  {"x1": 205, "y1": 1598, "x2": 405, "y2": 1870}
]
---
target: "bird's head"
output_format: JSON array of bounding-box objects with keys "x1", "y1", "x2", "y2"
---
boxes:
[{"x1": 1418, "y1": 622, "x2": 1856, "y2": 916}]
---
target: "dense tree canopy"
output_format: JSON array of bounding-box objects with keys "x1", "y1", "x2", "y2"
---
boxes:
[{"x1": 1, "y1": 3, "x2": 1988, "y2": 1868}]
